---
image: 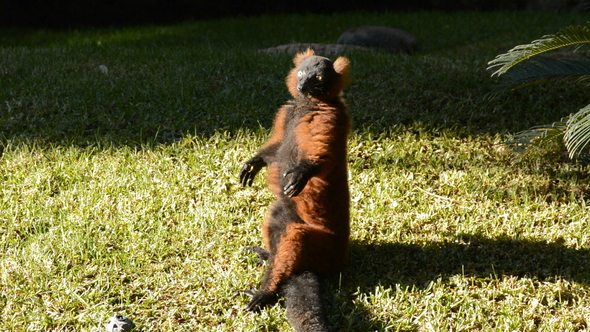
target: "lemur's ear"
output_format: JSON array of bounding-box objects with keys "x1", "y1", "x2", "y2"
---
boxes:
[
  {"x1": 286, "y1": 48, "x2": 316, "y2": 98},
  {"x1": 293, "y1": 48, "x2": 315, "y2": 66},
  {"x1": 333, "y1": 57, "x2": 351, "y2": 87}
]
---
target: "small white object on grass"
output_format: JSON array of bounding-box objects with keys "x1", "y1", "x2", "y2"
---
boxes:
[
  {"x1": 98, "y1": 65, "x2": 109, "y2": 74},
  {"x1": 105, "y1": 314, "x2": 135, "y2": 332}
]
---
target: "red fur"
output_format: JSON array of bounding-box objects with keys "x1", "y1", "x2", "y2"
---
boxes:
[{"x1": 265, "y1": 107, "x2": 287, "y2": 147}]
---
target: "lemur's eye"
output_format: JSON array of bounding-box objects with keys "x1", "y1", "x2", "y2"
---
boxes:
[
  {"x1": 297, "y1": 70, "x2": 304, "y2": 77},
  {"x1": 316, "y1": 75, "x2": 323, "y2": 81}
]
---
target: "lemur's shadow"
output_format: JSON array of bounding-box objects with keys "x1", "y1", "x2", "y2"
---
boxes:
[{"x1": 323, "y1": 234, "x2": 590, "y2": 331}]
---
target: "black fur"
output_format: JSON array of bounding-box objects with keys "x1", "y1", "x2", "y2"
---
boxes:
[{"x1": 284, "y1": 272, "x2": 329, "y2": 332}]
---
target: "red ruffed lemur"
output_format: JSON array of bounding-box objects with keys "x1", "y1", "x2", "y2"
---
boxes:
[{"x1": 238, "y1": 48, "x2": 351, "y2": 332}]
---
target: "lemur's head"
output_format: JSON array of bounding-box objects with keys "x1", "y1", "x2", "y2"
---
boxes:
[
  {"x1": 286, "y1": 49, "x2": 350, "y2": 100},
  {"x1": 295, "y1": 56, "x2": 338, "y2": 97}
]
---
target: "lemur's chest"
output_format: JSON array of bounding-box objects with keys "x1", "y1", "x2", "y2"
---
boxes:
[{"x1": 282, "y1": 99, "x2": 317, "y2": 137}]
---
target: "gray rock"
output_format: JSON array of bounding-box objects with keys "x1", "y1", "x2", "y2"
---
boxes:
[
  {"x1": 260, "y1": 43, "x2": 371, "y2": 55},
  {"x1": 105, "y1": 314, "x2": 135, "y2": 332},
  {"x1": 336, "y1": 26, "x2": 417, "y2": 53}
]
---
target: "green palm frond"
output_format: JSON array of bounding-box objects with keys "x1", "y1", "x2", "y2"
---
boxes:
[
  {"x1": 487, "y1": 55, "x2": 590, "y2": 97},
  {"x1": 504, "y1": 105, "x2": 590, "y2": 161},
  {"x1": 502, "y1": 121, "x2": 566, "y2": 161},
  {"x1": 488, "y1": 24, "x2": 590, "y2": 77},
  {"x1": 564, "y1": 104, "x2": 590, "y2": 159}
]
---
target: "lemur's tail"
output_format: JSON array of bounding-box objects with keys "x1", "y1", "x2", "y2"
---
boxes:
[{"x1": 283, "y1": 271, "x2": 329, "y2": 332}]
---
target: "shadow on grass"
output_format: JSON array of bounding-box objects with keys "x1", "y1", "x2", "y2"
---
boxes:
[
  {"x1": 2, "y1": 37, "x2": 590, "y2": 149},
  {"x1": 350, "y1": 234, "x2": 590, "y2": 288},
  {"x1": 323, "y1": 234, "x2": 590, "y2": 330},
  {"x1": 3, "y1": 12, "x2": 590, "y2": 148}
]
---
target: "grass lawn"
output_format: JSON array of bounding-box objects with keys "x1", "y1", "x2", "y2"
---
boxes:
[{"x1": 1, "y1": 10, "x2": 590, "y2": 331}]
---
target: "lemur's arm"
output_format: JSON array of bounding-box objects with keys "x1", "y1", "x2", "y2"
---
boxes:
[{"x1": 239, "y1": 107, "x2": 288, "y2": 187}]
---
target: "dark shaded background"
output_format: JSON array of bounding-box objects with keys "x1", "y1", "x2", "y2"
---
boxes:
[{"x1": 0, "y1": 0, "x2": 581, "y2": 29}]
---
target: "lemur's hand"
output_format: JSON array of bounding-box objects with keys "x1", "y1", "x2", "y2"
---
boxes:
[
  {"x1": 282, "y1": 161, "x2": 315, "y2": 197},
  {"x1": 239, "y1": 156, "x2": 265, "y2": 187}
]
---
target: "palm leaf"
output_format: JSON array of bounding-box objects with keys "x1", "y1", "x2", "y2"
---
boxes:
[
  {"x1": 564, "y1": 104, "x2": 590, "y2": 159},
  {"x1": 487, "y1": 55, "x2": 590, "y2": 97},
  {"x1": 488, "y1": 24, "x2": 590, "y2": 77},
  {"x1": 502, "y1": 121, "x2": 566, "y2": 161}
]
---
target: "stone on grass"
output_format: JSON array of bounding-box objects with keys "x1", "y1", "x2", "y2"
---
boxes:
[
  {"x1": 336, "y1": 26, "x2": 417, "y2": 53},
  {"x1": 260, "y1": 43, "x2": 371, "y2": 55},
  {"x1": 105, "y1": 314, "x2": 135, "y2": 332}
]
